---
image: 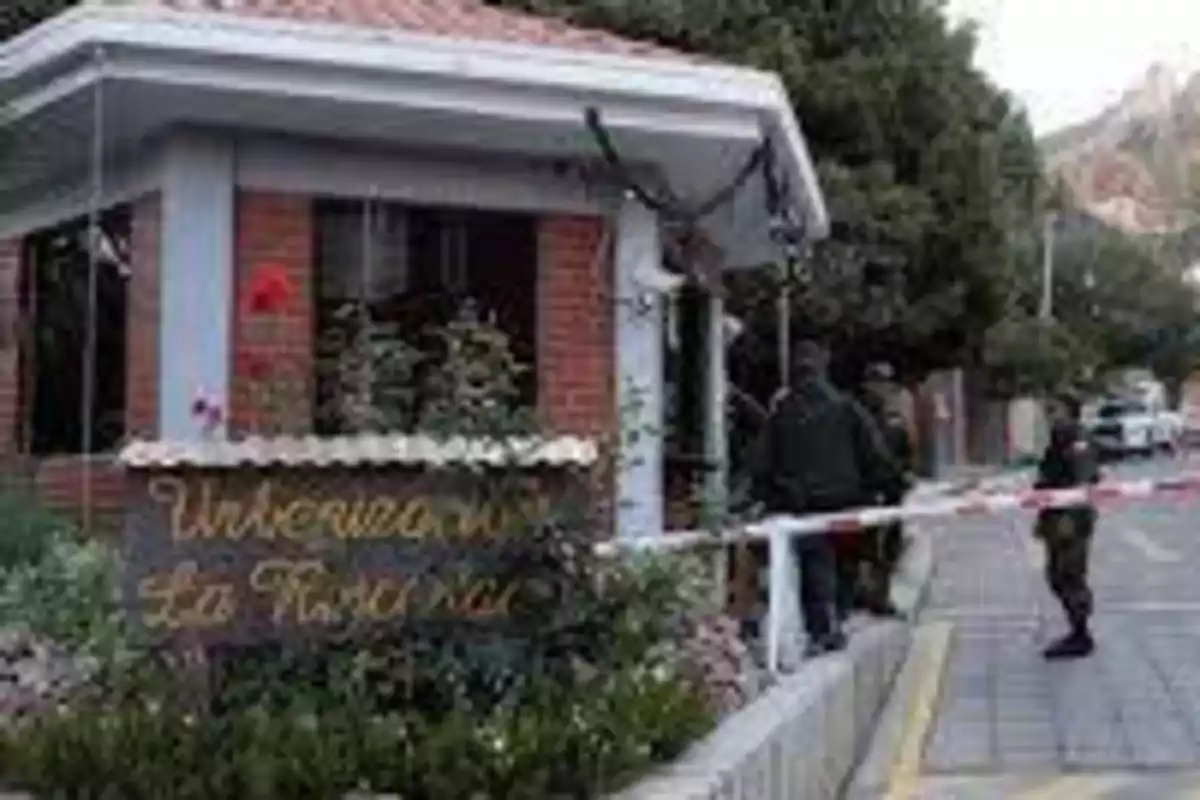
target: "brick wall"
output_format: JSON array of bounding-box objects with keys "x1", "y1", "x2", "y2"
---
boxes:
[
  {"x1": 126, "y1": 194, "x2": 161, "y2": 440},
  {"x1": 537, "y1": 215, "x2": 614, "y2": 437},
  {"x1": 0, "y1": 196, "x2": 161, "y2": 530},
  {"x1": 225, "y1": 200, "x2": 615, "y2": 442},
  {"x1": 0, "y1": 239, "x2": 20, "y2": 457},
  {"x1": 231, "y1": 191, "x2": 315, "y2": 435},
  {"x1": 537, "y1": 215, "x2": 615, "y2": 533},
  {"x1": 0, "y1": 200, "x2": 618, "y2": 529}
]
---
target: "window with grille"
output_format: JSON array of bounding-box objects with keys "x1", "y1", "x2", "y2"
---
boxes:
[
  {"x1": 20, "y1": 206, "x2": 131, "y2": 455},
  {"x1": 312, "y1": 198, "x2": 538, "y2": 434}
]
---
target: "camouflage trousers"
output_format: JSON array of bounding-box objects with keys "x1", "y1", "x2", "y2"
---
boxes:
[
  {"x1": 1035, "y1": 508, "x2": 1096, "y2": 626},
  {"x1": 832, "y1": 524, "x2": 899, "y2": 614}
]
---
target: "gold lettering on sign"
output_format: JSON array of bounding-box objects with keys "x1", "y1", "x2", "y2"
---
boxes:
[
  {"x1": 389, "y1": 497, "x2": 439, "y2": 540},
  {"x1": 250, "y1": 559, "x2": 335, "y2": 625},
  {"x1": 454, "y1": 498, "x2": 502, "y2": 542},
  {"x1": 273, "y1": 498, "x2": 319, "y2": 541},
  {"x1": 137, "y1": 471, "x2": 559, "y2": 637},
  {"x1": 138, "y1": 561, "x2": 237, "y2": 630},
  {"x1": 149, "y1": 477, "x2": 525, "y2": 543}
]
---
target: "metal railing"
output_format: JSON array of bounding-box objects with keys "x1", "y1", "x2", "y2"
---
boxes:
[{"x1": 593, "y1": 478, "x2": 990, "y2": 675}]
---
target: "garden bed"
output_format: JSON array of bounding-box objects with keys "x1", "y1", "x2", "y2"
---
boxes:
[{"x1": 0, "y1": 488, "x2": 761, "y2": 799}]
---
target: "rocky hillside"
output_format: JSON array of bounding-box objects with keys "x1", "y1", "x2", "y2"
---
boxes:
[{"x1": 1042, "y1": 64, "x2": 1200, "y2": 237}]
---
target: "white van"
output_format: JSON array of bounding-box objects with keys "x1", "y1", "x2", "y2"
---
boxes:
[{"x1": 1087, "y1": 388, "x2": 1181, "y2": 458}]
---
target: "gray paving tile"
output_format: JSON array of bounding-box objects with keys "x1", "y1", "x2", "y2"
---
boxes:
[
  {"x1": 996, "y1": 748, "x2": 1061, "y2": 771},
  {"x1": 861, "y1": 475, "x2": 1200, "y2": 790},
  {"x1": 1061, "y1": 746, "x2": 1129, "y2": 768}
]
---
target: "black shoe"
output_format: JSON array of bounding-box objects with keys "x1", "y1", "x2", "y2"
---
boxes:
[
  {"x1": 1042, "y1": 630, "x2": 1094, "y2": 660},
  {"x1": 804, "y1": 629, "x2": 848, "y2": 658},
  {"x1": 864, "y1": 598, "x2": 903, "y2": 619}
]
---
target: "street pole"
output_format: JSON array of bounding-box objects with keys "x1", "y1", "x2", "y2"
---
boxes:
[
  {"x1": 777, "y1": 262, "x2": 790, "y2": 393},
  {"x1": 1040, "y1": 211, "x2": 1056, "y2": 320}
]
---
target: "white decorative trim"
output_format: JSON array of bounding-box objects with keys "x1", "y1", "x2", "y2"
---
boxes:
[{"x1": 119, "y1": 434, "x2": 599, "y2": 469}]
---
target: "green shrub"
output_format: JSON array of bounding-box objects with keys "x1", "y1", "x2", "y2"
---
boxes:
[
  {"x1": 0, "y1": 491, "x2": 76, "y2": 573},
  {"x1": 0, "y1": 531, "x2": 125, "y2": 654},
  {"x1": 0, "y1": 546, "x2": 722, "y2": 798},
  {"x1": 2, "y1": 663, "x2": 712, "y2": 799}
]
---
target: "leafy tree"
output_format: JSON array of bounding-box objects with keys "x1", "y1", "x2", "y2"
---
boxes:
[
  {"x1": 490, "y1": 0, "x2": 1045, "y2": 394},
  {"x1": 1, "y1": 1, "x2": 77, "y2": 42}
]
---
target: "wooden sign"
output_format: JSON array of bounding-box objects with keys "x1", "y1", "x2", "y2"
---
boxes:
[{"x1": 122, "y1": 466, "x2": 584, "y2": 646}]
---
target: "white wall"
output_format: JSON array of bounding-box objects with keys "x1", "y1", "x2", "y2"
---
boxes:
[
  {"x1": 613, "y1": 199, "x2": 665, "y2": 540},
  {"x1": 158, "y1": 132, "x2": 236, "y2": 439}
]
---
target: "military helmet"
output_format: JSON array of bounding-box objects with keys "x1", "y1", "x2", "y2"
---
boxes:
[{"x1": 1053, "y1": 387, "x2": 1084, "y2": 419}]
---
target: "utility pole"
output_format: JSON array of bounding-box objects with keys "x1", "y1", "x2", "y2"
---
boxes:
[
  {"x1": 777, "y1": 263, "x2": 790, "y2": 392},
  {"x1": 1040, "y1": 211, "x2": 1056, "y2": 320}
]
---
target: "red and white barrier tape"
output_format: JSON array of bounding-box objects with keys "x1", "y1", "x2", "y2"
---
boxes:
[{"x1": 594, "y1": 470, "x2": 1200, "y2": 556}]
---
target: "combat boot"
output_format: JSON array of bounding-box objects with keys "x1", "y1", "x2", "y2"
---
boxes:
[
  {"x1": 804, "y1": 629, "x2": 848, "y2": 659},
  {"x1": 1042, "y1": 626, "x2": 1094, "y2": 660}
]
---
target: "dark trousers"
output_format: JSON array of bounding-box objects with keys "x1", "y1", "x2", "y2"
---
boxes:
[
  {"x1": 792, "y1": 534, "x2": 839, "y2": 640},
  {"x1": 1038, "y1": 508, "x2": 1095, "y2": 627},
  {"x1": 859, "y1": 521, "x2": 905, "y2": 608},
  {"x1": 882, "y1": 521, "x2": 905, "y2": 567}
]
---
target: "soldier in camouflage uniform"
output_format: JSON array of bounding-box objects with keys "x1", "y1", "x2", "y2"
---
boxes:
[
  {"x1": 1034, "y1": 390, "x2": 1101, "y2": 660},
  {"x1": 855, "y1": 364, "x2": 912, "y2": 617}
]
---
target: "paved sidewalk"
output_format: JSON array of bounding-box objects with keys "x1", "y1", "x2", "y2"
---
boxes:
[
  {"x1": 906, "y1": 771, "x2": 1200, "y2": 799},
  {"x1": 852, "y1": 457, "x2": 1200, "y2": 800},
  {"x1": 927, "y1": 613, "x2": 1200, "y2": 774}
]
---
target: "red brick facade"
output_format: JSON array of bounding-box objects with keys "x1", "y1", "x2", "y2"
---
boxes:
[
  {"x1": 3, "y1": 195, "x2": 618, "y2": 528},
  {"x1": 231, "y1": 191, "x2": 315, "y2": 435},
  {"x1": 125, "y1": 195, "x2": 161, "y2": 441},
  {"x1": 537, "y1": 215, "x2": 614, "y2": 437},
  {"x1": 0, "y1": 195, "x2": 161, "y2": 529},
  {"x1": 0, "y1": 239, "x2": 20, "y2": 457},
  {"x1": 226, "y1": 199, "x2": 617, "y2": 442}
]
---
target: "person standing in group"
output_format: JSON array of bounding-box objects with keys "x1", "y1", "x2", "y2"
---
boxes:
[
  {"x1": 1033, "y1": 390, "x2": 1101, "y2": 660},
  {"x1": 856, "y1": 363, "x2": 916, "y2": 616},
  {"x1": 750, "y1": 341, "x2": 907, "y2": 657}
]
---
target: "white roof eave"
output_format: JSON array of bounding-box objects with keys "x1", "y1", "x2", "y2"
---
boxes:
[{"x1": 0, "y1": 4, "x2": 829, "y2": 243}]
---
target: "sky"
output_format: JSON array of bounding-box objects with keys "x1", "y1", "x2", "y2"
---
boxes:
[{"x1": 944, "y1": 0, "x2": 1200, "y2": 134}]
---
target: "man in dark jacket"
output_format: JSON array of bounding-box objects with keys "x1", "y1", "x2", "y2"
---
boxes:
[
  {"x1": 751, "y1": 341, "x2": 907, "y2": 656},
  {"x1": 1034, "y1": 390, "x2": 1101, "y2": 660}
]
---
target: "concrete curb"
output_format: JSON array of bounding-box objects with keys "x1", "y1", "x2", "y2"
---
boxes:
[
  {"x1": 615, "y1": 527, "x2": 937, "y2": 800},
  {"x1": 842, "y1": 626, "x2": 947, "y2": 799},
  {"x1": 842, "y1": 530, "x2": 947, "y2": 800}
]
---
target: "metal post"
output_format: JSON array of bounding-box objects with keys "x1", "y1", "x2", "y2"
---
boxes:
[
  {"x1": 766, "y1": 528, "x2": 786, "y2": 674},
  {"x1": 704, "y1": 292, "x2": 729, "y2": 609},
  {"x1": 777, "y1": 264, "x2": 791, "y2": 391},
  {"x1": 1040, "y1": 212, "x2": 1056, "y2": 321},
  {"x1": 81, "y1": 47, "x2": 106, "y2": 536}
]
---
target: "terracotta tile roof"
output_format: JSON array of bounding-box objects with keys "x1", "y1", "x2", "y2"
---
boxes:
[{"x1": 146, "y1": 0, "x2": 692, "y2": 61}]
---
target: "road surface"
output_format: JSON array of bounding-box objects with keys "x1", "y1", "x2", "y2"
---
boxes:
[{"x1": 866, "y1": 454, "x2": 1200, "y2": 799}]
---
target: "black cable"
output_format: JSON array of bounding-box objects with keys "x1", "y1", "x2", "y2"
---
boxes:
[
  {"x1": 690, "y1": 141, "x2": 768, "y2": 221},
  {"x1": 583, "y1": 107, "x2": 680, "y2": 217},
  {"x1": 585, "y1": 106, "x2": 768, "y2": 224},
  {"x1": 761, "y1": 139, "x2": 782, "y2": 217}
]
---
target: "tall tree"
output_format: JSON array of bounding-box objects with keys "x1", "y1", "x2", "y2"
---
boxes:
[
  {"x1": 1047, "y1": 211, "x2": 1200, "y2": 395},
  {"x1": 491, "y1": 0, "x2": 1045, "y2": 395},
  {"x1": 1, "y1": 1, "x2": 76, "y2": 41}
]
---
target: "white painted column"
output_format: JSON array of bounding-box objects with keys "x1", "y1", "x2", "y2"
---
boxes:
[
  {"x1": 703, "y1": 294, "x2": 729, "y2": 513},
  {"x1": 704, "y1": 293, "x2": 730, "y2": 606},
  {"x1": 613, "y1": 199, "x2": 664, "y2": 540},
  {"x1": 159, "y1": 133, "x2": 235, "y2": 439}
]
